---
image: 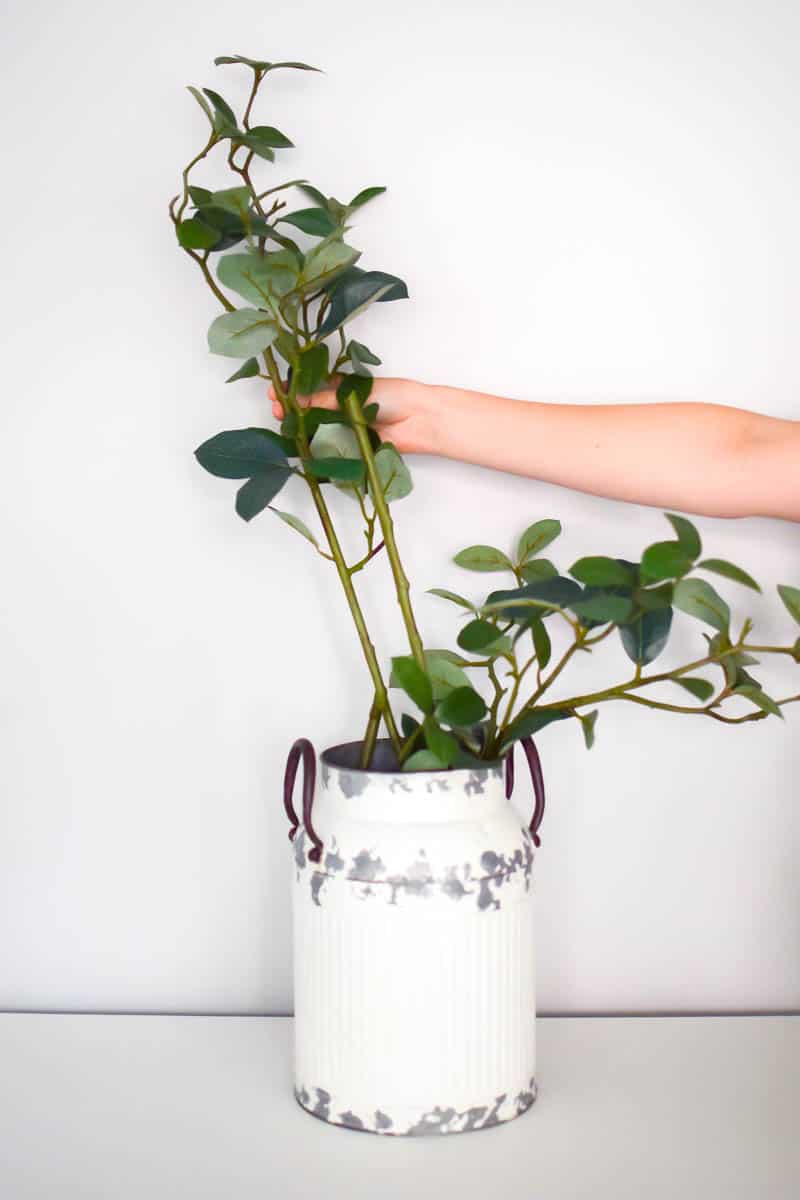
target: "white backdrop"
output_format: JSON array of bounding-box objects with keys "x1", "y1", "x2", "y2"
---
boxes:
[{"x1": 1, "y1": 0, "x2": 798, "y2": 1016}]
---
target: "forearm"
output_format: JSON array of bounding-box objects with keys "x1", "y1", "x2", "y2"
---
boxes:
[{"x1": 424, "y1": 386, "x2": 796, "y2": 520}]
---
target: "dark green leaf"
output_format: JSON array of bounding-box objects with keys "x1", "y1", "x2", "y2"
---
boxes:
[
  {"x1": 243, "y1": 124, "x2": 293, "y2": 148},
  {"x1": 207, "y1": 308, "x2": 278, "y2": 358},
  {"x1": 187, "y1": 86, "x2": 215, "y2": 129},
  {"x1": 673, "y1": 677, "x2": 715, "y2": 703},
  {"x1": 673, "y1": 578, "x2": 730, "y2": 633},
  {"x1": 499, "y1": 708, "x2": 571, "y2": 752},
  {"x1": 453, "y1": 545, "x2": 513, "y2": 572},
  {"x1": 257, "y1": 429, "x2": 297, "y2": 456},
  {"x1": 733, "y1": 684, "x2": 783, "y2": 718},
  {"x1": 423, "y1": 716, "x2": 459, "y2": 766},
  {"x1": 297, "y1": 184, "x2": 329, "y2": 208},
  {"x1": 579, "y1": 710, "x2": 598, "y2": 749},
  {"x1": 517, "y1": 519, "x2": 561, "y2": 564},
  {"x1": 349, "y1": 186, "x2": 387, "y2": 207},
  {"x1": 777, "y1": 584, "x2": 800, "y2": 626},
  {"x1": 304, "y1": 457, "x2": 365, "y2": 483},
  {"x1": 235, "y1": 471, "x2": 290, "y2": 520},
  {"x1": 401, "y1": 713, "x2": 420, "y2": 739},
  {"x1": 457, "y1": 619, "x2": 502, "y2": 652},
  {"x1": 296, "y1": 344, "x2": 330, "y2": 395},
  {"x1": 201, "y1": 88, "x2": 238, "y2": 132},
  {"x1": 225, "y1": 358, "x2": 260, "y2": 383},
  {"x1": 188, "y1": 185, "x2": 213, "y2": 206},
  {"x1": 519, "y1": 558, "x2": 558, "y2": 583},
  {"x1": 485, "y1": 577, "x2": 583, "y2": 622},
  {"x1": 618, "y1": 607, "x2": 673, "y2": 665},
  {"x1": 570, "y1": 592, "x2": 634, "y2": 624},
  {"x1": 531, "y1": 618, "x2": 551, "y2": 668},
  {"x1": 436, "y1": 686, "x2": 487, "y2": 727},
  {"x1": 391, "y1": 656, "x2": 434, "y2": 713},
  {"x1": 640, "y1": 541, "x2": 695, "y2": 583},
  {"x1": 279, "y1": 207, "x2": 338, "y2": 236},
  {"x1": 665, "y1": 513, "x2": 702, "y2": 559},
  {"x1": 569, "y1": 556, "x2": 636, "y2": 587},
  {"x1": 177, "y1": 216, "x2": 220, "y2": 250},
  {"x1": 634, "y1": 583, "x2": 673, "y2": 611},
  {"x1": 302, "y1": 406, "x2": 347, "y2": 440},
  {"x1": 348, "y1": 339, "x2": 381, "y2": 375},
  {"x1": 318, "y1": 268, "x2": 408, "y2": 337},
  {"x1": 696, "y1": 559, "x2": 761, "y2": 592},
  {"x1": 335, "y1": 373, "x2": 373, "y2": 408},
  {"x1": 194, "y1": 428, "x2": 290, "y2": 479}
]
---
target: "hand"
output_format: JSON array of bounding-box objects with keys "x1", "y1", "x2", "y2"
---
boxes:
[{"x1": 268, "y1": 376, "x2": 440, "y2": 455}]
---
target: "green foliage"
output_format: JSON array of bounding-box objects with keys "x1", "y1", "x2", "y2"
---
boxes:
[{"x1": 173, "y1": 58, "x2": 799, "y2": 773}]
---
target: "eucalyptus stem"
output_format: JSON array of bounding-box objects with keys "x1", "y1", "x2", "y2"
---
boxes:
[
  {"x1": 341, "y1": 389, "x2": 427, "y2": 673},
  {"x1": 264, "y1": 350, "x2": 400, "y2": 762}
]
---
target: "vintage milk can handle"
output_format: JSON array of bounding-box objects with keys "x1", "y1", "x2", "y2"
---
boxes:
[
  {"x1": 283, "y1": 738, "x2": 323, "y2": 863},
  {"x1": 504, "y1": 735, "x2": 546, "y2": 847}
]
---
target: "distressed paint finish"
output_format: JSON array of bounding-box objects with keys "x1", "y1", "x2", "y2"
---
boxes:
[
  {"x1": 294, "y1": 1077, "x2": 538, "y2": 1137},
  {"x1": 292, "y1": 739, "x2": 538, "y2": 1137}
]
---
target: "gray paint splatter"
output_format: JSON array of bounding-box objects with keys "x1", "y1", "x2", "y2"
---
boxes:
[
  {"x1": 310, "y1": 871, "x2": 327, "y2": 907},
  {"x1": 293, "y1": 835, "x2": 306, "y2": 871},
  {"x1": 339, "y1": 772, "x2": 371, "y2": 798},
  {"x1": 323, "y1": 837, "x2": 345, "y2": 874},
  {"x1": 296, "y1": 1078, "x2": 537, "y2": 1136},
  {"x1": 348, "y1": 849, "x2": 386, "y2": 881}
]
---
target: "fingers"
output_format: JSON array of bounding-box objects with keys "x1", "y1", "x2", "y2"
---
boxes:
[{"x1": 268, "y1": 378, "x2": 341, "y2": 420}]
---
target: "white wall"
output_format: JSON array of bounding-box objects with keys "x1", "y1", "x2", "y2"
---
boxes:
[{"x1": 1, "y1": 0, "x2": 798, "y2": 1015}]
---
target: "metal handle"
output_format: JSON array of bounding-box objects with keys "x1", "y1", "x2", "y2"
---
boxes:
[
  {"x1": 505, "y1": 735, "x2": 546, "y2": 847},
  {"x1": 283, "y1": 738, "x2": 323, "y2": 863}
]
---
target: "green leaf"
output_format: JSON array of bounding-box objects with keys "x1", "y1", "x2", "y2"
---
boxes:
[
  {"x1": 194, "y1": 428, "x2": 291, "y2": 479},
  {"x1": 423, "y1": 717, "x2": 459, "y2": 766},
  {"x1": 308, "y1": 423, "x2": 362, "y2": 493},
  {"x1": 665, "y1": 513, "x2": 702, "y2": 560},
  {"x1": 640, "y1": 541, "x2": 695, "y2": 583},
  {"x1": 349, "y1": 186, "x2": 387, "y2": 207},
  {"x1": 673, "y1": 578, "x2": 731, "y2": 633},
  {"x1": 517, "y1": 519, "x2": 561, "y2": 564},
  {"x1": 223, "y1": 358, "x2": 260, "y2": 384},
  {"x1": 218, "y1": 250, "x2": 299, "y2": 305},
  {"x1": 347, "y1": 339, "x2": 381, "y2": 375},
  {"x1": 177, "y1": 216, "x2": 220, "y2": 250},
  {"x1": 305, "y1": 457, "x2": 365, "y2": 483},
  {"x1": 207, "y1": 309, "x2": 278, "y2": 358},
  {"x1": 733, "y1": 684, "x2": 783, "y2": 718},
  {"x1": 499, "y1": 708, "x2": 571, "y2": 753},
  {"x1": 777, "y1": 584, "x2": 800, "y2": 626},
  {"x1": 423, "y1": 652, "x2": 472, "y2": 700},
  {"x1": 457, "y1": 619, "x2": 502, "y2": 653},
  {"x1": 241, "y1": 123, "x2": 293, "y2": 149},
  {"x1": 296, "y1": 344, "x2": 330, "y2": 395},
  {"x1": 618, "y1": 607, "x2": 673, "y2": 665},
  {"x1": 402, "y1": 749, "x2": 445, "y2": 772},
  {"x1": 270, "y1": 508, "x2": 318, "y2": 548},
  {"x1": 696, "y1": 559, "x2": 761, "y2": 592},
  {"x1": 187, "y1": 86, "x2": 216, "y2": 130},
  {"x1": 485, "y1": 577, "x2": 583, "y2": 622},
  {"x1": 519, "y1": 558, "x2": 558, "y2": 583},
  {"x1": 301, "y1": 241, "x2": 360, "y2": 288},
  {"x1": 570, "y1": 592, "x2": 634, "y2": 625},
  {"x1": 673, "y1": 676, "x2": 715, "y2": 703},
  {"x1": 453, "y1": 545, "x2": 513, "y2": 572},
  {"x1": 391, "y1": 657, "x2": 434, "y2": 713},
  {"x1": 192, "y1": 205, "x2": 245, "y2": 252},
  {"x1": 401, "y1": 713, "x2": 420, "y2": 739},
  {"x1": 235, "y1": 471, "x2": 290, "y2": 520},
  {"x1": 317, "y1": 268, "x2": 408, "y2": 337},
  {"x1": 436, "y1": 686, "x2": 487, "y2": 727},
  {"x1": 569, "y1": 557, "x2": 637, "y2": 587},
  {"x1": 530, "y1": 618, "x2": 551, "y2": 668},
  {"x1": 373, "y1": 445, "x2": 413, "y2": 503},
  {"x1": 297, "y1": 184, "x2": 330, "y2": 208},
  {"x1": 201, "y1": 88, "x2": 238, "y2": 132},
  {"x1": 426, "y1": 588, "x2": 475, "y2": 612},
  {"x1": 188, "y1": 186, "x2": 213, "y2": 206},
  {"x1": 579, "y1": 710, "x2": 598, "y2": 749},
  {"x1": 634, "y1": 583, "x2": 673, "y2": 611},
  {"x1": 279, "y1": 207, "x2": 338, "y2": 236}
]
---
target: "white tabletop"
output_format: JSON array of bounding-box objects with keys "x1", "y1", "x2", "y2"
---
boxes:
[{"x1": 0, "y1": 1013, "x2": 796, "y2": 1199}]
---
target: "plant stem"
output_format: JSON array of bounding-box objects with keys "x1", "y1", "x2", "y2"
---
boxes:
[
  {"x1": 264, "y1": 350, "x2": 400, "y2": 761},
  {"x1": 341, "y1": 389, "x2": 427, "y2": 673}
]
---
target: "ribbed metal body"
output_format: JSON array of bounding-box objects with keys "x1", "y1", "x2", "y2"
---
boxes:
[{"x1": 291, "y1": 742, "x2": 538, "y2": 1136}]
